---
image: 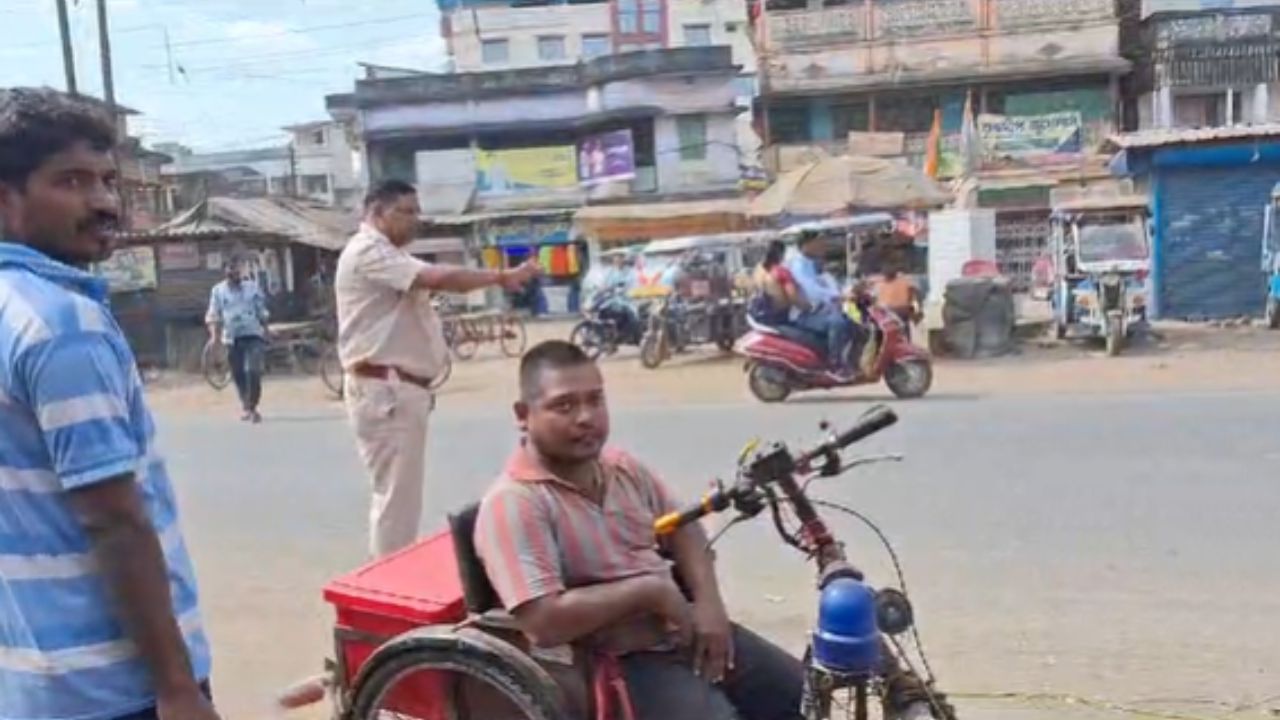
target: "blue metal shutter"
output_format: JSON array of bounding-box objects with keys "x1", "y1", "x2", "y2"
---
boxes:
[{"x1": 1159, "y1": 165, "x2": 1280, "y2": 319}]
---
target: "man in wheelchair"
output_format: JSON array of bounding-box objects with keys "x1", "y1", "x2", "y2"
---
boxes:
[
  {"x1": 474, "y1": 340, "x2": 802, "y2": 720},
  {"x1": 472, "y1": 341, "x2": 938, "y2": 720}
]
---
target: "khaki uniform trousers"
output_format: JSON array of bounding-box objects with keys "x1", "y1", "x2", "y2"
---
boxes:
[{"x1": 344, "y1": 373, "x2": 435, "y2": 558}]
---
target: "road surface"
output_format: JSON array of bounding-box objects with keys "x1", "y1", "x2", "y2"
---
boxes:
[{"x1": 161, "y1": 386, "x2": 1280, "y2": 719}]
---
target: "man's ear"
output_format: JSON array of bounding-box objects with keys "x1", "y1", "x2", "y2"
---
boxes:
[
  {"x1": 514, "y1": 400, "x2": 529, "y2": 432},
  {"x1": 0, "y1": 182, "x2": 21, "y2": 238}
]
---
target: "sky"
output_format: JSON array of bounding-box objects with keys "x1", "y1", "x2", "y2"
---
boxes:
[{"x1": 0, "y1": 0, "x2": 448, "y2": 151}]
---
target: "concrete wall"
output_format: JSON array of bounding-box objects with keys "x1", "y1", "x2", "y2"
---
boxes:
[
  {"x1": 768, "y1": 20, "x2": 1119, "y2": 94},
  {"x1": 665, "y1": 0, "x2": 755, "y2": 73},
  {"x1": 1138, "y1": 82, "x2": 1280, "y2": 129},
  {"x1": 446, "y1": 0, "x2": 755, "y2": 72},
  {"x1": 654, "y1": 111, "x2": 741, "y2": 192},
  {"x1": 449, "y1": 3, "x2": 613, "y2": 71},
  {"x1": 764, "y1": 0, "x2": 1119, "y2": 95},
  {"x1": 363, "y1": 73, "x2": 738, "y2": 133},
  {"x1": 289, "y1": 123, "x2": 360, "y2": 207}
]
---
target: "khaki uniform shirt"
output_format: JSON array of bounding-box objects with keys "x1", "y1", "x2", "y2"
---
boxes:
[{"x1": 334, "y1": 223, "x2": 449, "y2": 380}]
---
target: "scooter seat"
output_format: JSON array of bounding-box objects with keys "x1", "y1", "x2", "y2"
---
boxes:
[{"x1": 747, "y1": 317, "x2": 827, "y2": 354}]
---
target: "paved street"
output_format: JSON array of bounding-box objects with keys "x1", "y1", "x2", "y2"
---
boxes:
[{"x1": 158, "y1": 368, "x2": 1280, "y2": 719}]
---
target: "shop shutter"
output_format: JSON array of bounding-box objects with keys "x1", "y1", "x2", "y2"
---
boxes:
[{"x1": 1159, "y1": 165, "x2": 1280, "y2": 319}]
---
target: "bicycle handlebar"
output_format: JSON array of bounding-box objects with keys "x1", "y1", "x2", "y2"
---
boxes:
[
  {"x1": 653, "y1": 406, "x2": 899, "y2": 536},
  {"x1": 796, "y1": 405, "x2": 899, "y2": 468}
]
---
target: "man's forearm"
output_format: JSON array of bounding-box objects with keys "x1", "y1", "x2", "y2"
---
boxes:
[
  {"x1": 515, "y1": 575, "x2": 659, "y2": 648},
  {"x1": 414, "y1": 265, "x2": 506, "y2": 293},
  {"x1": 91, "y1": 519, "x2": 198, "y2": 695},
  {"x1": 78, "y1": 485, "x2": 199, "y2": 697},
  {"x1": 670, "y1": 522, "x2": 723, "y2": 605}
]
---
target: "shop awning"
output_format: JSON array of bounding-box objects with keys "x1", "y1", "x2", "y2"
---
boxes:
[{"x1": 575, "y1": 198, "x2": 750, "y2": 245}]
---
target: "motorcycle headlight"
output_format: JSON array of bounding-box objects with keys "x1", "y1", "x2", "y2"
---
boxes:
[{"x1": 1132, "y1": 293, "x2": 1146, "y2": 307}]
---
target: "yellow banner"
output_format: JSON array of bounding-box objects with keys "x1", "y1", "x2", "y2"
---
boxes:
[{"x1": 476, "y1": 146, "x2": 577, "y2": 194}]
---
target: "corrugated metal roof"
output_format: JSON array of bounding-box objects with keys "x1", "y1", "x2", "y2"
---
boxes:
[
  {"x1": 425, "y1": 207, "x2": 576, "y2": 225},
  {"x1": 1106, "y1": 124, "x2": 1280, "y2": 151},
  {"x1": 125, "y1": 197, "x2": 357, "y2": 250}
]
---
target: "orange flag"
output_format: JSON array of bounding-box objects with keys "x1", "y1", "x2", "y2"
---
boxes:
[{"x1": 923, "y1": 107, "x2": 942, "y2": 178}]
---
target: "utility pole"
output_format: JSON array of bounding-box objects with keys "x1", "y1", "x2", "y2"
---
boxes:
[
  {"x1": 96, "y1": 0, "x2": 116, "y2": 111},
  {"x1": 55, "y1": 0, "x2": 77, "y2": 94},
  {"x1": 288, "y1": 143, "x2": 299, "y2": 198}
]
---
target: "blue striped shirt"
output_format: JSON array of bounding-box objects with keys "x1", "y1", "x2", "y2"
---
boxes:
[{"x1": 0, "y1": 243, "x2": 210, "y2": 720}]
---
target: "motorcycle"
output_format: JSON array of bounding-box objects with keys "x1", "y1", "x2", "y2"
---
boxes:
[
  {"x1": 570, "y1": 286, "x2": 648, "y2": 359},
  {"x1": 737, "y1": 304, "x2": 933, "y2": 403},
  {"x1": 638, "y1": 291, "x2": 693, "y2": 369}
]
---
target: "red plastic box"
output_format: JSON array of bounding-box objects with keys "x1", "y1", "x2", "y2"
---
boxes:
[{"x1": 324, "y1": 530, "x2": 468, "y2": 716}]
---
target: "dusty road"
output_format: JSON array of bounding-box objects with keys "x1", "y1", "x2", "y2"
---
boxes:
[{"x1": 148, "y1": 326, "x2": 1280, "y2": 719}]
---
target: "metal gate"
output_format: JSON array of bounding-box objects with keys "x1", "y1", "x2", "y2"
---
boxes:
[
  {"x1": 1159, "y1": 165, "x2": 1280, "y2": 319},
  {"x1": 995, "y1": 210, "x2": 1050, "y2": 292}
]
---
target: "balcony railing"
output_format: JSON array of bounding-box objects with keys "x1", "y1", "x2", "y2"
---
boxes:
[
  {"x1": 766, "y1": 0, "x2": 1115, "y2": 48},
  {"x1": 768, "y1": 6, "x2": 867, "y2": 48},
  {"x1": 993, "y1": 0, "x2": 1114, "y2": 28},
  {"x1": 875, "y1": 0, "x2": 976, "y2": 40}
]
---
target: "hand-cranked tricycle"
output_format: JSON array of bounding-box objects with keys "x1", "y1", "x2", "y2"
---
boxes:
[{"x1": 281, "y1": 406, "x2": 955, "y2": 720}]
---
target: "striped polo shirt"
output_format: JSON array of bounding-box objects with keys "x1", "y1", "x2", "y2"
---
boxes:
[
  {"x1": 474, "y1": 444, "x2": 680, "y2": 650},
  {"x1": 0, "y1": 243, "x2": 210, "y2": 720}
]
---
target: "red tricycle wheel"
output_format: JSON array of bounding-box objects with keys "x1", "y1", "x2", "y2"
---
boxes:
[{"x1": 348, "y1": 630, "x2": 567, "y2": 720}]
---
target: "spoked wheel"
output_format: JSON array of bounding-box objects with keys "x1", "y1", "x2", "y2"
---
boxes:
[
  {"x1": 569, "y1": 321, "x2": 607, "y2": 360},
  {"x1": 449, "y1": 319, "x2": 480, "y2": 361},
  {"x1": 349, "y1": 631, "x2": 567, "y2": 720},
  {"x1": 320, "y1": 344, "x2": 344, "y2": 399},
  {"x1": 201, "y1": 340, "x2": 231, "y2": 391},
  {"x1": 885, "y1": 359, "x2": 933, "y2": 399},
  {"x1": 500, "y1": 315, "x2": 528, "y2": 358}
]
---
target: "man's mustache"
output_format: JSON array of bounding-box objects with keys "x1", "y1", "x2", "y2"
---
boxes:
[{"x1": 78, "y1": 212, "x2": 121, "y2": 234}]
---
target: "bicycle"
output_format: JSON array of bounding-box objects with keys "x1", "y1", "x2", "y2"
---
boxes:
[{"x1": 440, "y1": 309, "x2": 527, "y2": 360}]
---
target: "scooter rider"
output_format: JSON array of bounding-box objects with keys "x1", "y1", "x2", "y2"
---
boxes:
[{"x1": 785, "y1": 231, "x2": 860, "y2": 379}]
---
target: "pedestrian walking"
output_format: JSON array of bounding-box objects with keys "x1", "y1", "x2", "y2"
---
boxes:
[
  {"x1": 206, "y1": 259, "x2": 270, "y2": 422},
  {"x1": 0, "y1": 87, "x2": 218, "y2": 720},
  {"x1": 876, "y1": 268, "x2": 922, "y2": 341},
  {"x1": 335, "y1": 179, "x2": 540, "y2": 558}
]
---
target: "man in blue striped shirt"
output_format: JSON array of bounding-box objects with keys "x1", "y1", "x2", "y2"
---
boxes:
[{"x1": 0, "y1": 88, "x2": 217, "y2": 720}]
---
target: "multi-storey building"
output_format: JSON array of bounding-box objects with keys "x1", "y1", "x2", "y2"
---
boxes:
[
  {"x1": 752, "y1": 0, "x2": 1130, "y2": 288},
  {"x1": 328, "y1": 47, "x2": 749, "y2": 312}
]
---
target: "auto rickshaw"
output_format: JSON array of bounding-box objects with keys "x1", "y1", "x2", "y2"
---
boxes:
[
  {"x1": 630, "y1": 232, "x2": 773, "y2": 368},
  {"x1": 1049, "y1": 193, "x2": 1151, "y2": 356}
]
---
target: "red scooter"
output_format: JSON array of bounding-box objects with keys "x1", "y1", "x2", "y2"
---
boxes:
[{"x1": 736, "y1": 304, "x2": 933, "y2": 403}]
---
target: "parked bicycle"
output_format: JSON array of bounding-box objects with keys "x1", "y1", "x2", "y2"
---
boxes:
[
  {"x1": 440, "y1": 307, "x2": 527, "y2": 360},
  {"x1": 201, "y1": 319, "x2": 334, "y2": 391}
]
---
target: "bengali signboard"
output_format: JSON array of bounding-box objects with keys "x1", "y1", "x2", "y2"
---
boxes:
[
  {"x1": 577, "y1": 130, "x2": 636, "y2": 185},
  {"x1": 95, "y1": 246, "x2": 158, "y2": 293},
  {"x1": 978, "y1": 112, "x2": 1083, "y2": 158},
  {"x1": 475, "y1": 146, "x2": 578, "y2": 195}
]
